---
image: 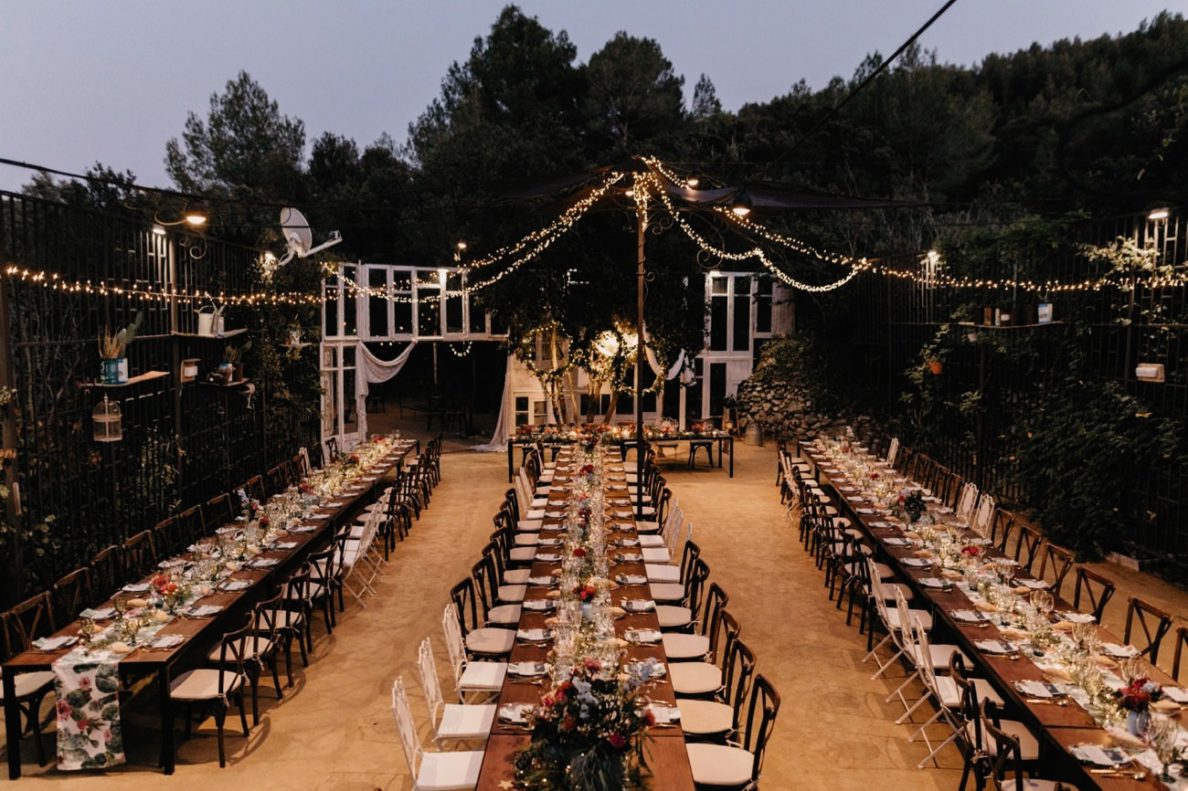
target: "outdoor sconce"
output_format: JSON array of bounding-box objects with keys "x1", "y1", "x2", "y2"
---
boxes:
[
  {"x1": 1135, "y1": 363, "x2": 1165, "y2": 383},
  {"x1": 92, "y1": 395, "x2": 123, "y2": 442},
  {"x1": 730, "y1": 189, "x2": 753, "y2": 217}
]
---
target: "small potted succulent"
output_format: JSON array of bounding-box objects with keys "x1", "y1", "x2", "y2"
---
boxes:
[
  {"x1": 98, "y1": 311, "x2": 144, "y2": 384},
  {"x1": 221, "y1": 340, "x2": 252, "y2": 383}
]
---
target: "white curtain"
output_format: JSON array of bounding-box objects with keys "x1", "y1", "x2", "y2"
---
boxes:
[
  {"x1": 474, "y1": 353, "x2": 513, "y2": 452},
  {"x1": 355, "y1": 341, "x2": 417, "y2": 437},
  {"x1": 641, "y1": 323, "x2": 685, "y2": 380}
]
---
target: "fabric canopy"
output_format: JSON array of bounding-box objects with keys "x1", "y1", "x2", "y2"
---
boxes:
[{"x1": 356, "y1": 341, "x2": 417, "y2": 438}]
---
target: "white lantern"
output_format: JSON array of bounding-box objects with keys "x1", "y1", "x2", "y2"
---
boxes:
[{"x1": 92, "y1": 396, "x2": 122, "y2": 443}]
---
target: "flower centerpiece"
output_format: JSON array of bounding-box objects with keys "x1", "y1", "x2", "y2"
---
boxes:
[
  {"x1": 150, "y1": 572, "x2": 190, "y2": 613},
  {"x1": 1115, "y1": 677, "x2": 1161, "y2": 736},
  {"x1": 514, "y1": 657, "x2": 653, "y2": 790},
  {"x1": 895, "y1": 489, "x2": 926, "y2": 523}
]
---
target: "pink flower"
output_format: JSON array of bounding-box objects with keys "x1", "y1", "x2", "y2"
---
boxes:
[
  {"x1": 607, "y1": 731, "x2": 627, "y2": 749},
  {"x1": 78, "y1": 676, "x2": 93, "y2": 690}
]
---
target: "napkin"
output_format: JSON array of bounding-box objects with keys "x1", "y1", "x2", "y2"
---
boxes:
[
  {"x1": 79, "y1": 607, "x2": 116, "y2": 620},
  {"x1": 918, "y1": 578, "x2": 952, "y2": 590},
  {"x1": 272, "y1": 541, "x2": 299, "y2": 550},
  {"x1": 625, "y1": 629, "x2": 661, "y2": 644},
  {"x1": 508, "y1": 661, "x2": 547, "y2": 677},
  {"x1": 613, "y1": 538, "x2": 640, "y2": 547},
  {"x1": 32, "y1": 635, "x2": 78, "y2": 651},
  {"x1": 950, "y1": 609, "x2": 988, "y2": 623},
  {"x1": 537, "y1": 538, "x2": 563, "y2": 547},
  {"x1": 186, "y1": 604, "x2": 224, "y2": 618},
  {"x1": 1055, "y1": 610, "x2": 1096, "y2": 624},
  {"x1": 498, "y1": 703, "x2": 533, "y2": 724},
  {"x1": 1069, "y1": 744, "x2": 1129, "y2": 766},
  {"x1": 289, "y1": 525, "x2": 318, "y2": 533},
  {"x1": 122, "y1": 582, "x2": 151, "y2": 593},
  {"x1": 884, "y1": 538, "x2": 912, "y2": 547},
  {"x1": 624, "y1": 599, "x2": 656, "y2": 613},
  {"x1": 1015, "y1": 680, "x2": 1067, "y2": 698},
  {"x1": 1014, "y1": 578, "x2": 1050, "y2": 590},
  {"x1": 149, "y1": 634, "x2": 185, "y2": 649},
  {"x1": 1104, "y1": 727, "x2": 1146, "y2": 750},
  {"x1": 219, "y1": 580, "x2": 252, "y2": 591},
  {"x1": 1151, "y1": 698, "x2": 1181, "y2": 713},
  {"x1": 615, "y1": 574, "x2": 648, "y2": 585},
  {"x1": 974, "y1": 639, "x2": 1017, "y2": 655},
  {"x1": 855, "y1": 507, "x2": 875, "y2": 514},
  {"x1": 527, "y1": 576, "x2": 556, "y2": 587},
  {"x1": 1040, "y1": 666, "x2": 1074, "y2": 684},
  {"x1": 534, "y1": 553, "x2": 561, "y2": 562},
  {"x1": 1100, "y1": 642, "x2": 1139, "y2": 659},
  {"x1": 646, "y1": 704, "x2": 680, "y2": 725},
  {"x1": 902, "y1": 558, "x2": 932, "y2": 568},
  {"x1": 974, "y1": 601, "x2": 1001, "y2": 613},
  {"x1": 940, "y1": 569, "x2": 963, "y2": 580},
  {"x1": 522, "y1": 599, "x2": 555, "y2": 611},
  {"x1": 248, "y1": 557, "x2": 280, "y2": 568},
  {"x1": 617, "y1": 552, "x2": 644, "y2": 562},
  {"x1": 516, "y1": 628, "x2": 553, "y2": 642},
  {"x1": 1163, "y1": 687, "x2": 1188, "y2": 704}
]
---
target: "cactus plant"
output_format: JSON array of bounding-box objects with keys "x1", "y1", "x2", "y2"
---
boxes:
[{"x1": 98, "y1": 311, "x2": 144, "y2": 359}]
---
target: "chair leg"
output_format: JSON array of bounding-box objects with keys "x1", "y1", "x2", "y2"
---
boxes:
[
  {"x1": 269, "y1": 655, "x2": 284, "y2": 699},
  {"x1": 214, "y1": 708, "x2": 227, "y2": 768},
  {"x1": 248, "y1": 666, "x2": 261, "y2": 725},
  {"x1": 238, "y1": 692, "x2": 250, "y2": 737}
]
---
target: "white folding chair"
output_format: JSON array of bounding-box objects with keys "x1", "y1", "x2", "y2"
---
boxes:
[
  {"x1": 886, "y1": 437, "x2": 900, "y2": 467},
  {"x1": 888, "y1": 588, "x2": 967, "y2": 720},
  {"x1": 441, "y1": 605, "x2": 506, "y2": 702},
  {"x1": 956, "y1": 482, "x2": 979, "y2": 525},
  {"x1": 416, "y1": 638, "x2": 495, "y2": 742},
  {"x1": 862, "y1": 560, "x2": 932, "y2": 679},
  {"x1": 391, "y1": 676, "x2": 483, "y2": 790},
  {"x1": 971, "y1": 493, "x2": 995, "y2": 537}
]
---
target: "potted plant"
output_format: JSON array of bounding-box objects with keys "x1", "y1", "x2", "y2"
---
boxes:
[
  {"x1": 98, "y1": 311, "x2": 144, "y2": 384},
  {"x1": 222, "y1": 340, "x2": 252, "y2": 383}
]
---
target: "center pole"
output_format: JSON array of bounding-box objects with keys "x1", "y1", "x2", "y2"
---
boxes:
[{"x1": 635, "y1": 190, "x2": 647, "y2": 520}]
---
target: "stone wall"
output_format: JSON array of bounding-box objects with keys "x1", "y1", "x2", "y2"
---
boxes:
[{"x1": 736, "y1": 376, "x2": 875, "y2": 441}]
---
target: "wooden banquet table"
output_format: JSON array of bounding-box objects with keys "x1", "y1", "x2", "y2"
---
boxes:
[
  {"x1": 3, "y1": 439, "x2": 418, "y2": 779},
  {"x1": 802, "y1": 440, "x2": 1182, "y2": 790},
  {"x1": 477, "y1": 449, "x2": 695, "y2": 790},
  {"x1": 507, "y1": 431, "x2": 735, "y2": 482}
]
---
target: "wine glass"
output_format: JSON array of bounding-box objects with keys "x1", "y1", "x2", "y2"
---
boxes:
[
  {"x1": 79, "y1": 618, "x2": 96, "y2": 652},
  {"x1": 1147, "y1": 716, "x2": 1179, "y2": 782},
  {"x1": 112, "y1": 595, "x2": 128, "y2": 621}
]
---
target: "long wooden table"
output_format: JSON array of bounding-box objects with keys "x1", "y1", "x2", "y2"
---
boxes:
[
  {"x1": 3, "y1": 439, "x2": 417, "y2": 779},
  {"x1": 803, "y1": 442, "x2": 1180, "y2": 790},
  {"x1": 477, "y1": 450, "x2": 695, "y2": 790},
  {"x1": 507, "y1": 432, "x2": 735, "y2": 482}
]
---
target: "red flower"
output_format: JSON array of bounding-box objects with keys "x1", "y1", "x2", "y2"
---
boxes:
[
  {"x1": 583, "y1": 657, "x2": 602, "y2": 672},
  {"x1": 572, "y1": 547, "x2": 587, "y2": 558},
  {"x1": 607, "y1": 731, "x2": 627, "y2": 749},
  {"x1": 561, "y1": 715, "x2": 576, "y2": 732},
  {"x1": 644, "y1": 708, "x2": 656, "y2": 726},
  {"x1": 961, "y1": 546, "x2": 982, "y2": 557},
  {"x1": 76, "y1": 718, "x2": 90, "y2": 731},
  {"x1": 870, "y1": 472, "x2": 880, "y2": 480},
  {"x1": 56, "y1": 700, "x2": 72, "y2": 717},
  {"x1": 260, "y1": 514, "x2": 270, "y2": 527}
]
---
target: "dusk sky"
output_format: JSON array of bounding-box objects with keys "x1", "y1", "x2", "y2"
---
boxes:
[{"x1": 0, "y1": 1, "x2": 1180, "y2": 191}]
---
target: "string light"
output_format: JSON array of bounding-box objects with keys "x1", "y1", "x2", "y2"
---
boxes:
[{"x1": 446, "y1": 341, "x2": 473, "y2": 358}]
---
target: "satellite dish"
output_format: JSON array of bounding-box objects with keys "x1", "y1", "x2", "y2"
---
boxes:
[{"x1": 277, "y1": 207, "x2": 342, "y2": 265}]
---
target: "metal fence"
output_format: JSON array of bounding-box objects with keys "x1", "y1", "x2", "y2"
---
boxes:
[
  {"x1": 844, "y1": 207, "x2": 1188, "y2": 564},
  {"x1": 0, "y1": 191, "x2": 310, "y2": 603}
]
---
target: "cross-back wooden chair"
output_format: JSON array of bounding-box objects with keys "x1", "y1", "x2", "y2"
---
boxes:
[
  {"x1": 90, "y1": 544, "x2": 125, "y2": 594},
  {"x1": 152, "y1": 516, "x2": 183, "y2": 558},
  {"x1": 0, "y1": 604, "x2": 56, "y2": 766},
  {"x1": 122, "y1": 530, "x2": 158, "y2": 578},
  {"x1": 243, "y1": 474, "x2": 266, "y2": 503},
  {"x1": 265, "y1": 464, "x2": 290, "y2": 496},
  {"x1": 176, "y1": 504, "x2": 206, "y2": 543},
  {"x1": 1072, "y1": 566, "x2": 1116, "y2": 623},
  {"x1": 990, "y1": 508, "x2": 1017, "y2": 554},
  {"x1": 1173, "y1": 625, "x2": 1188, "y2": 682},
  {"x1": 204, "y1": 492, "x2": 236, "y2": 529},
  {"x1": 1123, "y1": 597, "x2": 1173, "y2": 664},
  {"x1": 51, "y1": 566, "x2": 94, "y2": 624},
  {"x1": 1011, "y1": 523, "x2": 1045, "y2": 575},
  {"x1": 1036, "y1": 542, "x2": 1075, "y2": 598}
]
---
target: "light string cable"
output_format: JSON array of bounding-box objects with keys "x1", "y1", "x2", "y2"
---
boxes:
[{"x1": 641, "y1": 162, "x2": 863, "y2": 293}]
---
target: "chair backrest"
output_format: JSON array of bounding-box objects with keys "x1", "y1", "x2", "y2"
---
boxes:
[
  {"x1": 1037, "y1": 543, "x2": 1075, "y2": 597},
  {"x1": 1123, "y1": 596, "x2": 1173, "y2": 663},
  {"x1": 3, "y1": 591, "x2": 55, "y2": 651},
  {"x1": 253, "y1": 592, "x2": 284, "y2": 640},
  {"x1": 177, "y1": 505, "x2": 206, "y2": 541},
  {"x1": 738, "y1": 674, "x2": 781, "y2": 784},
  {"x1": 677, "y1": 539, "x2": 701, "y2": 584},
  {"x1": 280, "y1": 569, "x2": 311, "y2": 611},
  {"x1": 325, "y1": 436, "x2": 340, "y2": 461},
  {"x1": 699, "y1": 583, "x2": 729, "y2": 641},
  {"x1": 122, "y1": 529, "x2": 157, "y2": 577},
  {"x1": 308, "y1": 548, "x2": 337, "y2": 588},
  {"x1": 1073, "y1": 566, "x2": 1116, "y2": 622},
  {"x1": 990, "y1": 508, "x2": 1016, "y2": 553},
  {"x1": 709, "y1": 606, "x2": 740, "y2": 667},
  {"x1": 204, "y1": 492, "x2": 235, "y2": 529},
  {"x1": 90, "y1": 544, "x2": 124, "y2": 595},
  {"x1": 910, "y1": 615, "x2": 944, "y2": 694},
  {"x1": 1173, "y1": 625, "x2": 1188, "y2": 683},
  {"x1": 949, "y1": 653, "x2": 981, "y2": 745},
  {"x1": 449, "y1": 578, "x2": 482, "y2": 636},
  {"x1": 1012, "y1": 523, "x2": 1044, "y2": 573},
  {"x1": 979, "y1": 699, "x2": 1065, "y2": 791},
  {"x1": 244, "y1": 474, "x2": 266, "y2": 503},
  {"x1": 214, "y1": 620, "x2": 252, "y2": 688},
  {"x1": 442, "y1": 603, "x2": 468, "y2": 683},
  {"x1": 867, "y1": 559, "x2": 893, "y2": 625},
  {"x1": 971, "y1": 493, "x2": 995, "y2": 537},
  {"x1": 721, "y1": 637, "x2": 757, "y2": 732},
  {"x1": 416, "y1": 637, "x2": 445, "y2": 727},
  {"x1": 956, "y1": 483, "x2": 979, "y2": 521},
  {"x1": 471, "y1": 555, "x2": 498, "y2": 619},
  {"x1": 390, "y1": 676, "x2": 422, "y2": 778},
  {"x1": 52, "y1": 566, "x2": 93, "y2": 623}
]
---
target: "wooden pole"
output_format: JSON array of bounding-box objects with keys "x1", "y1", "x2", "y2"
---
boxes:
[{"x1": 635, "y1": 190, "x2": 647, "y2": 519}]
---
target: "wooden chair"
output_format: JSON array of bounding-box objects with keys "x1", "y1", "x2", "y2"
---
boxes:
[
  {"x1": 51, "y1": 566, "x2": 93, "y2": 624},
  {"x1": 1036, "y1": 543, "x2": 1074, "y2": 598},
  {"x1": 1011, "y1": 523, "x2": 1044, "y2": 575},
  {"x1": 209, "y1": 593, "x2": 284, "y2": 724},
  {"x1": 90, "y1": 544, "x2": 125, "y2": 594},
  {"x1": 176, "y1": 505, "x2": 206, "y2": 542},
  {"x1": 265, "y1": 464, "x2": 289, "y2": 496},
  {"x1": 1173, "y1": 625, "x2": 1187, "y2": 682},
  {"x1": 122, "y1": 530, "x2": 157, "y2": 578},
  {"x1": 978, "y1": 699, "x2": 1071, "y2": 791},
  {"x1": 0, "y1": 600, "x2": 57, "y2": 766},
  {"x1": 243, "y1": 474, "x2": 266, "y2": 503},
  {"x1": 151, "y1": 516, "x2": 182, "y2": 558},
  {"x1": 685, "y1": 673, "x2": 781, "y2": 789},
  {"x1": 1123, "y1": 597, "x2": 1173, "y2": 663},
  {"x1": 257, "y1": 571, "x2": 311, "y2": 685},
  {"x1": 170, "y1": 619, "x2": 251, "y2": 768},
  {"x1": 1072, "y1": 567, "x2": 1116, "y2": 623},
  {"x1": 990, "y1": 509, "x2": 1017, "y2": 554},
  {"x1": 204, "y1": 492, "x2": 236, "y2": 529}
]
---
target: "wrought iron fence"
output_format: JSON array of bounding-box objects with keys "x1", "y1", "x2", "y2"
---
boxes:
[{"x1": 0, "y1": 191, "x2": 308, "y2": 604}]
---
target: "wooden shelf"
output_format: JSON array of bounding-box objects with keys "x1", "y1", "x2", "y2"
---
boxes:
[
  {"x1": 78, "y1": 370, "x2": 169, "y2": 389},
  {"x1": 957, "y1": 321, "x2": 1065, "y2": 330},
  {"x1": 197, "y1": 378, "x2": 251, "y2": 389},
  {"x1": 171, "y1": 329, "x2": 249, "y2": 339}
]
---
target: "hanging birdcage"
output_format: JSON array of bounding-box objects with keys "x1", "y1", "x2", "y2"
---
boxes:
[{"x1": 92, "y1": 395, "x2": 122, "y2": 443}]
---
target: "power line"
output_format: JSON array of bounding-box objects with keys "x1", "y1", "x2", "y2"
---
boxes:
[{"x1": 758, "y1": 0, "x2": 961, "y2": 177}]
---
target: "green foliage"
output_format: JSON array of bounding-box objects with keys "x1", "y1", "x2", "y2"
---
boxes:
[{"x1": 1015, "y1": 381, "x2": 1181, "y2": 558}]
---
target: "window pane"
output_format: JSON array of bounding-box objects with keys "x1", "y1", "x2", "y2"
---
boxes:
[
  {"x1": 324, "y1": 278, "x2": 339, "y2": 337},
  {"x1": 369, "y1": 269, "x2": 388, "y2": 337},
  {"x1": 342, "y1": 266, "x2": 357, "y2": 337},
  {"x1": 709, "y1": 363, "x2": 727, "y2": 419},
  {"x1": 515, "y1": 396, "x2": 529, "y2": 427},
  {"x1": 394, "y1": 301, "x2": 412, "y2": 334},
  {"x1": 343, "y1": 345, "x2": 356, "y2": 368},
  {"x1": 417, "y1": 290, "x2": 440, "y2": 336},
  {"x1": 710, "y1": 276, "x2": 728, "y2": 295},
  {"x1": 733, "y1": 290, "x2": 751, "y2": 351},
  {"x1": 392, "y1": 271, "x2": 412, "y2": 292},
  {"x1": 445, "y1": 273, "x2": 464, "y2": 333},
  {"x1": 709, "y1": 296, "x2": 728, "y2": 351}
]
